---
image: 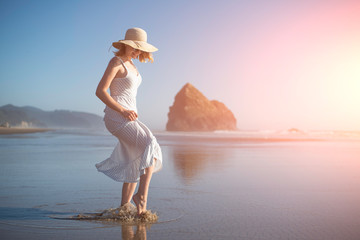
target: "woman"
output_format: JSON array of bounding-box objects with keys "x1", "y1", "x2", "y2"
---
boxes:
[{"x1": 95, "y1": 28, "x2": 162, "y2": 215}]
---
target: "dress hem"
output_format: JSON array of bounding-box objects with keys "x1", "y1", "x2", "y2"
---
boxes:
[{"x1": 95, "y1": 137, "x2": 162, "y2": 183}]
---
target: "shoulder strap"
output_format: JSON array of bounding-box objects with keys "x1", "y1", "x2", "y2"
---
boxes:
[{"x1": 115, "y1": 56, "x2": 128, "y2": 71}]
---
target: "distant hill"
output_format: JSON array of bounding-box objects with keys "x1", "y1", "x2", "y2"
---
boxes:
[{"x1": 0, "y1": 104, "x2": 105, "y2": 129}]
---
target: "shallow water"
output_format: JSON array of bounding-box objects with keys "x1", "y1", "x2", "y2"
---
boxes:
[{"x1": 0, "y1": 129, "x2": 360, "y2": 239}]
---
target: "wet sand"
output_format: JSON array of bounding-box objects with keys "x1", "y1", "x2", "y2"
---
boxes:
[
  {"x1": 0, "y1": 127, "x2": 52, "y2": 135},
  {"x1": 0, "y1": 130, "x2": 360, "y2": 239}
]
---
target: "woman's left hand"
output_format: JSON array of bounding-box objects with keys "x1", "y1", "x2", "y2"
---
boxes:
[{"x1": 121, "y1": 109, "x2": 138, "y2": 121}]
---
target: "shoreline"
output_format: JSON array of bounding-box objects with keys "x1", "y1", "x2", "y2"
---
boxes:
[
  {"x1": 0, "y1": 127, "x2": 53, "y2": 135},
  {"x1": 153, "y1": 130, "x2": 360, "y2": 142}
]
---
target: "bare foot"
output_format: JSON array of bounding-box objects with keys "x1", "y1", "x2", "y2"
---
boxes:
[{"x1": 132, "y1": 193, "x2": 147, "y2": 215}]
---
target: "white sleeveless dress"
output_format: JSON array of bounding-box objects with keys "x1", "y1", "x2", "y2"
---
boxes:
[{"x1": 95, "y1": 57, "x2": 162, "y2": 183}]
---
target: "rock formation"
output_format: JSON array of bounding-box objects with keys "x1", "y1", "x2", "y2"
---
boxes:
[{"x1": 166, "y1": 83, "x2": 237, "y2": 131}]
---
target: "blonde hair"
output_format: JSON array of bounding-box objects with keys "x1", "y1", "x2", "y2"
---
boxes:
[{"x1": 113, "y1": 43, "x2": 154, "y2": 63}]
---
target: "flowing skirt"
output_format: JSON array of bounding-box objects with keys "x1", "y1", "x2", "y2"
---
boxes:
[{"x1": 96, "y1": 116, "x2": 162, "y2": 183}]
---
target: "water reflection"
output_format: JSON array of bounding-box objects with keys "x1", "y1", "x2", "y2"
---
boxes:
[
  {"x1": 171, "y1": 146, "x2": 228, "y2": 184},
  {"x1": 121, "y1": 224, "x2": 150, "y2": 240}
]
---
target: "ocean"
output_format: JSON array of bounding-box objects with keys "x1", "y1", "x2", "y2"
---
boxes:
[{"x1": 0, "y1": 129, "x2": 360, "y2": 239}]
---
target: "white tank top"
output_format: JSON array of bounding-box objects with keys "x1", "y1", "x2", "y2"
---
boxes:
[{"x1": 104, "y1": 56, "x2": 142, "y2": 121}]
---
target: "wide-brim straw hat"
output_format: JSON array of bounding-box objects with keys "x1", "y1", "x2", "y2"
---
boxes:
[{"x1": 112, "y1": 28, "x2": 158, "y2": 53}]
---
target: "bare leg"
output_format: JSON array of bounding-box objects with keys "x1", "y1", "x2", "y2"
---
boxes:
[
  {"x1": 133, "y1": 164, "x2": 154, "y2": 215},
  {"x1": 121, "y1": 182, "x2": 137, "y2": 206}
]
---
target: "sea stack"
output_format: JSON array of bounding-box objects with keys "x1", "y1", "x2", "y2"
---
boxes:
[{"x1": 166, "y1": 83, "x2": 237, "y2": 131}]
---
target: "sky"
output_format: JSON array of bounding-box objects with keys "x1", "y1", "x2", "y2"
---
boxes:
[{"x1": 1, "y1": 0, "x2": 359, "y2": 131}]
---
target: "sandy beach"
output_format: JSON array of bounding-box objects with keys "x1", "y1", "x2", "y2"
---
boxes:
[{"x1": 0, "y1": 127, "x2": 52, "y2": 135}]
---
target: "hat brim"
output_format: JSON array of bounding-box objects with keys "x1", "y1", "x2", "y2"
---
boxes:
[{"x1": 112, "y1": 40, "x2": 158, "y2": 53}]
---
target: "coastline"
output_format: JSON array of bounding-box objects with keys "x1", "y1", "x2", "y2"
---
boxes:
[{"x1": 0, "y1": 127, "x2": 53, "y2": 135}]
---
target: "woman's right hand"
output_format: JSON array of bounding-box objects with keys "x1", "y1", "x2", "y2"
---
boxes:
[{"x1": 121, "y1": 109, "x2": 138, "y2": 121}]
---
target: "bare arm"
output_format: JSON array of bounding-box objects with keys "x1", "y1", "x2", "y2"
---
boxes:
[{"x1": 95, "y1": 57, "x2": 138, "y2": 121}]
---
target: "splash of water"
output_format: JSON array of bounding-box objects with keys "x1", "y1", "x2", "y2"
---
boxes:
[{"x1": 72, "y1": 203, "x2": 158, "y2": 223}]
